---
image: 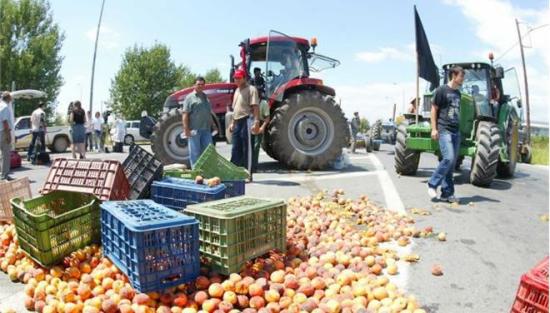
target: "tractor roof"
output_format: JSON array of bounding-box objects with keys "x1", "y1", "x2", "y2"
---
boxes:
[
  {"x1": 442, "y1": 62, "x2": 493, "y2": 70},
  {"x1": 249, "y1": 36, "x2": 310, "y2": 47}
]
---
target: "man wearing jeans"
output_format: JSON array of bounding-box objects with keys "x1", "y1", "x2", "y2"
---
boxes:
[
  {"x1": 229, "y1": 70, "x2": 260, "y2": 173},
  {"x1": 427, "y1": 66, "x2": 465, "y2": 203},
  {"x1": 182, "y1": 76, "x2": 213, "y2": 168}
]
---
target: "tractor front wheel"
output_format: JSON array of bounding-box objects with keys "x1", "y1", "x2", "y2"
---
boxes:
[
  {"x1": 394, "y1": 124, "x2": 420, "y2": 175},
  {"x1": 267, "y1": 91, "x2": 349, "y2": 170},
  {"x1": 470, "y1": 121, "x2": 501, "y2": 186}
]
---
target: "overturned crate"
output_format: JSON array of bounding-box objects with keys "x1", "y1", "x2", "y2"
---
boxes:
[
  {"x1": 101, "y1": 200, "x2": 200, "y2": 292},
  {"x1": 0, "y1": 177, "x2": 32, "y2": 222},
  {"x1": 185, "y1": 196, "x2": 286, "y2": 275},
  {"x1": 123, "y1": 144, "x2": 163, "y2": 199},
  {"x1": 41, "y1": 158, "x2": 130, "y2": 200},
  {"x1": 12, "y1": 191, "x2": 100, "y2": 267}
]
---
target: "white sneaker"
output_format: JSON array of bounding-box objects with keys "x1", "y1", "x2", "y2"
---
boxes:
[
  {"x1": 440, "y1": 195, "x2": 459, "y2": 203},
  {"x1": 428, "y1": 186, "x2": 438, "y2": 200}
]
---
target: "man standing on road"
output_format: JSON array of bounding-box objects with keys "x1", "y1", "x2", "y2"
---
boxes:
[
  {"x1": 93, "y1": 112, "x2": 103, "y2": 152},
  {"x1": 182, "y1": 76, "x2": 214, "y2": 168},
  {"x1": 0, "y1": 92, "x2": 14, "y2": 180},
  {"x1": 27, "y1": 102, "x2": 47, "y2": 161},
  {"x1": 350, "y1": 112, "x2": 360, "y2": 153},
  {"x1": 229, "y1": 69, "x2": 260, "y2": 175},
  {"x1": 427, "y1": 66, "x2": 465, "y2": 203}
]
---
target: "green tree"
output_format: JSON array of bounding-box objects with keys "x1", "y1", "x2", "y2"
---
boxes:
[
  {"x1": 178, "y1": 65, "x2": 196, "y2": 89},
  {"x1": 204, "y1": 68, "x2": 224, "y2": 83},
  {"x1": 0, "y1": 0, "x2": 64, "y2": 116},
  {"x1": 110, "y1": 43, "x2": 182, "y2": 120},
  {"x1": 360, "y1": 118, "x2": 370, "y2": 133}
]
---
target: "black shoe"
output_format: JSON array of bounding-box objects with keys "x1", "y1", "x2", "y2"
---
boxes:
[{"x1": 3, "y1": 176, "x2": 15, "y2": 181}]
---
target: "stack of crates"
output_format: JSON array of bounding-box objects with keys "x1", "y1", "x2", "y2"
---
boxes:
[
  {"x1": 0, "y1": 177, "x2": 32, "y2": 222},
  {"x1": 41, "y1": 159, "x2": 130, "y2": 200},
  {"x1": 151, "y1": 177, "x2": 226, "y2": 211},
  {"x1": 123, "y1": 144, "x2": 163, "y2": 199},
  {"x1": 11, "y1": 191, "x2": 100, "y2": 267},
  {"x1": 100, "y1": 200, "x2": 200, "y2": 292},
  {"x1": 185, "y1": 196, "x2": 286, "y2": 275},
  {"x1": 511, "y1": 256, "x2": 549, "y2": 313}
]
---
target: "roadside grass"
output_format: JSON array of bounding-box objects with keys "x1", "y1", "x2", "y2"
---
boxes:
[{"x1": 531, "y1": 136, "x2": 549, "y2": 165}]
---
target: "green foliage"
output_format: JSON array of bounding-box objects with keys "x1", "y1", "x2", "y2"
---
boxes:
[
  {"x1": 51, "y1": 111, "x2": 66, "y2": 126},
  {"x1": 531, "y1": 136, "x2": 549, "y2": 165},
  {"x1": 359, "y1": 118, "x2": 370, "y2": 133},
  {"x1": 110, "y1": 43, "x2": 182, "y2": 120},
  {"x1": 110, "y1": 43, "x2": 225, "y2": 120},
  {"x1": 0, "y1": 0, "x2": 64, "y2": 116}
]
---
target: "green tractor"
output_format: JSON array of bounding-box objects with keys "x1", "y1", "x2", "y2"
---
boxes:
[{"x1": 395, "y1": 61, "x2": 523, "y2": 187}]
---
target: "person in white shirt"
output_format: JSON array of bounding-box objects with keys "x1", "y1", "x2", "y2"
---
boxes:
[
  {"x1": 85, "y1": 111, "x2": 93, "y2": 152},
  {"x1": 27, "y1": 102, "x2": 47, "y2": 161},
  {"x1": 92, "y1": 111, "x2": 103, "y2": 152},
  {"x1": 0, "y1": 92, "x2": 14, "y2": 180},
  {"x1": 111, "y1": 114, "x2": 126, "y2": 152}
]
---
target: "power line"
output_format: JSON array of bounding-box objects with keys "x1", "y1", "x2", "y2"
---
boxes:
[{"x1": 494, "y1": 23, "x2": 549, "y2": 62}]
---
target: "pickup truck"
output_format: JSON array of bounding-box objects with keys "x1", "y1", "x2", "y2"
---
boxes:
[{"x1": 14, "y1": 116, "x2": 71, "y2": 153}]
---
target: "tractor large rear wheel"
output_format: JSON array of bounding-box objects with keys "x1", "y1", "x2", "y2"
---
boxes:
[
  {"x1": 497, "y1": 116, "x2": 519, "y2": 178},
  {"x1": 267, "y1": 91, "x2": 348, "y2": 170},
  {"x1": 150, "y1": 108, "x2": 190, "y2": 166},
  {"x1": 394, "y1": 124, "x2": 420, "y2": 175},
  {"x1": 470, "y1": 121, "x2": 501, "y2": 186}
]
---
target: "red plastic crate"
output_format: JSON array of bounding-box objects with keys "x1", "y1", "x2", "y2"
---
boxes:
[
  {"x1": 511, "y1": 257, "x2": 549, "y2": 313},
  {"x1": 0, "y1": 177, "x2": 32, "y2": 221},
  {"x1": 41, "y1": 159, "x2": 130, "y2": 201}
]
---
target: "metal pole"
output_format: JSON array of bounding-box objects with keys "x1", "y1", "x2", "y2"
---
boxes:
[
  {"x1": 415, "y1": 55, "x2": 420, "y2": 125},
  {"x1": 392, "y1": 103, "x2": 396, "y2": 122},
  {"x1": 89, "y1": 0, "x2": 106, "y2": 113},
  {"x1": 515, "y1": 19, "x2": 531, "y2": 145}
]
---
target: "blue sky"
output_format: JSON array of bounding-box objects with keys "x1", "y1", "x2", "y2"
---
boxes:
[{"x1": 49, "y1": 0, "x2": 549, "y2": 123}]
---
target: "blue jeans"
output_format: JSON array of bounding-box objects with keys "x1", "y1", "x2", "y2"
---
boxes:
[
  {"x1": 27, "y1": 131, "x2": 46, "y2": 161},
  {"x1": 230, "y1": 118, "x2": 251, "y2": 169},
  {"x1": 428, "y1": 130, "x2": 460, "y2": 197},
  {"x1": 188, "y1": 129, "x2": 212, "y2": 168}
]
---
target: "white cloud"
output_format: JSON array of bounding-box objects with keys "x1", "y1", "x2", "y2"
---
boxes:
[
  {"x1": 356, "y1": 47, "x2": 414, "y2": 63},
  {"x1": 445, "y1": 0, "x2": 550, "y2": 123},
  {"x1": 86, "y1": 25, "x2": 121, "y2": 50}
]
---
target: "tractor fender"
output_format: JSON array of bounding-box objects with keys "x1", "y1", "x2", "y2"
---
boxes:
[{"x1": 268, "y1": 79, "x2": 336, "y2": 110}]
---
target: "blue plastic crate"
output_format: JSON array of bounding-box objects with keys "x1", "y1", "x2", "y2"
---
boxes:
[
  {"x1": 222, "y1": 180, "x2": 245, "y2": 198},
  {"x1": 151, "y1": 177, "x2": 226, "y2": 211},
  {"x1": 100, "y1": 200, "x2": 200, "y2": 293}
]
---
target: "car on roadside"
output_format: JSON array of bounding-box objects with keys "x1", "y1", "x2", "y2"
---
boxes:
[
  {"x1": 14, "y1": 116, "x2": 71, "y2": 153},
  {"x1": 124, "y1": 120, "x2": 149, "y2": 145}
]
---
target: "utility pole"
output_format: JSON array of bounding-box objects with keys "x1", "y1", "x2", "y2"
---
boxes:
[
  {"x1": 89, "y1": 0, "x2": 106, "y2": 113},
  {"x1": 515, "y1": 18, "x2": 531, "y2": 145}
]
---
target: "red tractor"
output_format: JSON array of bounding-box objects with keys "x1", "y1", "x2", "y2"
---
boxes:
[{"x1": 150, "y1": 30, "x2": 348, "y2": 169}]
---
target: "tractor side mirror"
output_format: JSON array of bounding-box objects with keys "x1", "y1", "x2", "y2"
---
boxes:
[{"x1": 495, "y1": 66, "x2": 505, "y2": 79}]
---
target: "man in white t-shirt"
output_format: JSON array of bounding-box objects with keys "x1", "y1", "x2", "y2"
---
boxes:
[
  {"x1": 92, "y1": 111, "x2": 103, "y2": 152},
  {"x1": 27, "y1": 102, "x2": 46, "y2": 161},
  {"x1": 0, "y1": 92, "x2": 14, "y2": 180}
]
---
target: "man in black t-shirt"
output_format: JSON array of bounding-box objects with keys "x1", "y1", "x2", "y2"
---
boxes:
[{"x1": 427, "y1": 66, "x2": 465, "y2": 203}]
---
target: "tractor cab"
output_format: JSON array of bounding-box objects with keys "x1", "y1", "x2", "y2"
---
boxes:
[{"x1": 232, "y1": 30, "x2": 340, "y2": 103}]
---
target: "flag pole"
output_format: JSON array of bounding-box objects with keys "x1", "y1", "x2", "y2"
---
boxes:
[{"x1": 415, "y1": 8, "x2": 420, "y2": 126}]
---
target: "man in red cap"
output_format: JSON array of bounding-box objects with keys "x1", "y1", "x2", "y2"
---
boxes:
[{"x1": 229, "y1": 69, "x2": 260, "y2": 176}]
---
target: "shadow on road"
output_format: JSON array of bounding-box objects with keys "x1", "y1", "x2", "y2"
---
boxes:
[
  {"x1": 458, "y1": 194, "x2": 501, "y2": 204},
  {"x1": 252, "y1": 180, "x2": 301, "y2": 187}
]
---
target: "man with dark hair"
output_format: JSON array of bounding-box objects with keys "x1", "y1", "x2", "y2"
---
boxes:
[
  {"x1": 182, "y1": 76, "x2": 214, "y2": 168},
  {"x1": 250, "y1": 67, "x2": 265, "y2": 99},
  {"x1": 27, "y1": 102, "x2": 47, "y2": 161},
  {"x1": 427, "y1": 66, "x2": 465, "y2": 203}
]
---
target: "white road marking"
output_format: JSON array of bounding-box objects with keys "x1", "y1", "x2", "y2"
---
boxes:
[
  {"x1": 252, "y1": 170, "x2": 380, "y2": 183},
  {"x1": 368, "y1": 153, "x2": 411, "y2": 291}
]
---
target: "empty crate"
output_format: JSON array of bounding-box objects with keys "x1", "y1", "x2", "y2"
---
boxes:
[
  {"x1": 42, "y1": 159, "x2": 130, "y2": 200},
  {"x1": 185, "y1": 196, "x2": 286, "y2": 275},
  {"x1": 123, "y1": 144, "x2": 163, "y2": 199},
  {"x1": 0, "y1": 177, "x2": 32, "y2": 222},
  {"x1": 151, "y1": 177, "x2": 226, "y2": 211},
  {"x1": 101, "y1": 200, "x2": 200, "y2": 292}
]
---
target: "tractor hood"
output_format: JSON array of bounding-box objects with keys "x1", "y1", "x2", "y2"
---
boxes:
[{"x1": 164, "y1": 83, "x2": 237, "y2": 114}]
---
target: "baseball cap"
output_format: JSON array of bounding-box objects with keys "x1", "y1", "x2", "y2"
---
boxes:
[{"x1": 233, "y1": 70, "x2": 246, "y2": 79}]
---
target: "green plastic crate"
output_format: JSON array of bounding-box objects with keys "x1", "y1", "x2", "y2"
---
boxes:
[
  {"x1": 193, "y1": 145, "x2": 249, "y2": 181},
  {"x1": 185, "y1": 196, "x2": 286, "y2": 275},
  {"x1": 164, "y1": 168, "x2": 202, "y2": 180},
  {"x1": 11, "y1": 191, "x2": 100, "y2": 267}
]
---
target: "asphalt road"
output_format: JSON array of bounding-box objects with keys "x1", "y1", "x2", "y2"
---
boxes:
[{"x1": 0, "y1": 143, "x2": 548, "y2": 312}]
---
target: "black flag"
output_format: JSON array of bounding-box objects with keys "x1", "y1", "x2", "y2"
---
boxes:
[{"x1": 415, "y1": 6, "x2": 440, "y2": 91}]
